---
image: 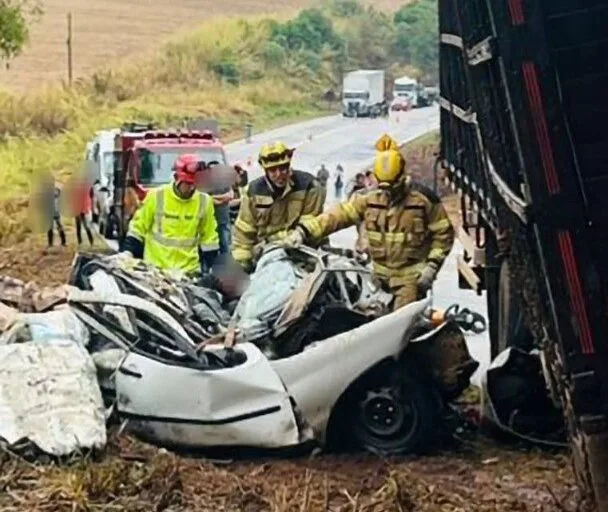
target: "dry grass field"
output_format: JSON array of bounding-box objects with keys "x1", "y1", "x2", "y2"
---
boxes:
[{"x1": 0, "y1": 0, "x2": 406, "y2": 90}]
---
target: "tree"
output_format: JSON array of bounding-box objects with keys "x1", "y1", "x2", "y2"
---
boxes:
[
  {"x1": 0, "y1": 0, "x2": 43, "y2": 63},
  {"x1": 324, "y1": 0, "x2": 365, "y2": 18},
  {"x1": 270, "y1": 8, "x2": 343, "y2": 54},
  {"x1": 393, "y1": 0, "x2": 438, "y2": 79},
  {"x1": 340, "y1": 7, "x2": 395, "y2": 69}
]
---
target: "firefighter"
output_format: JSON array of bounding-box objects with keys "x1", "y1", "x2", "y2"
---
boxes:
[
  {"x1": 232, "y1": 141, "x2": 326, "y2": 272},
  {"x1": 284, "y1": 134, "x2": 455, "y2": 310},
  {"x1": 119, "y1": 154, "x2": 219, "y2": 275}
]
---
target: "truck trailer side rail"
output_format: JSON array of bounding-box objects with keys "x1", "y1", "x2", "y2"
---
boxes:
[{"x1": 438, "y1": 0, "x2": 608, "y2": 509}]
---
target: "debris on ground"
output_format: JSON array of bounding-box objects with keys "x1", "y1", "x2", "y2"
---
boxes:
[{"x1": 0, "y1": 339, "x2": 106, "y2": 457}]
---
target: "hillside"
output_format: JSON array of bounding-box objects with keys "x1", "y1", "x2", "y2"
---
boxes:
[{"x1": 0, "y1": 0, "x2": 407, "y2": 90}]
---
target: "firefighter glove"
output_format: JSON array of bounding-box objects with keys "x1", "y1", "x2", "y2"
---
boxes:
[
  {"x1": 283, "y1": 227, "x2": 306, "y2": 248},
  {"x1": 417, "y1": 262, "x2": 439, "y2": 295}
]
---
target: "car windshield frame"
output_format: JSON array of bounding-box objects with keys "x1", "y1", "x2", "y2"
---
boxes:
[{"x1": 137, "y1": 147, "x2": 227, "y2": 186}]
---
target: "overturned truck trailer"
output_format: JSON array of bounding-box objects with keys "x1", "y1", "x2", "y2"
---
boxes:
[{"x1": 438, "y1": 0, "x2": 608, "y2": 509}]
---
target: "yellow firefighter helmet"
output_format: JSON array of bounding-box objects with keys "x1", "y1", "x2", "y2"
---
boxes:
[
  {"x1": 373, "y1": 133, "x2": 406, "y2": 186},
  {"x1": 258, "y1": 141, "x2": 294, "y2": 170}
]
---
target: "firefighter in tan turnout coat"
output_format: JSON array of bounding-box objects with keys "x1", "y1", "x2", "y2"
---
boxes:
[
  {"x1": 285, "y1": 134, "x2": 455, "y2": 310},
  {"x1": 231, "y1": 141, "x2": 326, "y2": 272}
]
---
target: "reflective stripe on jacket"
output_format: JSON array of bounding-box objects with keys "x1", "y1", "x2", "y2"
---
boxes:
[
  {"x1": 299, "y1": 181, "x2": 454, "y2": 278},
  {"x1": 127, "y1": 184, "x2": 219, "y2": 274},
  {"x1": 232, "y1": 170, "x2": 325, "y2": 267}
]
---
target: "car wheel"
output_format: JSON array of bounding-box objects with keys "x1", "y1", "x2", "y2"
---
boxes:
[{"x1": 349, "y1": 362, "x2": 441, "y2": 455}]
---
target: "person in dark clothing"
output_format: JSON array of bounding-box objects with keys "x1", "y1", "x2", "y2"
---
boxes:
[
  {"x1": 348, "y1": 172, "x2": 367, "y2": 199},
  {"x1": 229, "y1": 165, "x2": 249, "y2": 224},
  {"x1": 38, "y1": 173, "x2": 66, "y2": 248},
  {"x1": 48, "y1": 187, "x2": 67, "y2": 247},
  {"x1": 334, "y1": 164, "x2": 344, "y2": 199},
  {"x1": 199, "y1": 161, "x2": 235, "y2": 260}
]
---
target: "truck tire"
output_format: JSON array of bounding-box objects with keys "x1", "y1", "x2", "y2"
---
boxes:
[{"x1": 496, "y1": 260, "x2": 533, "y2": 356}]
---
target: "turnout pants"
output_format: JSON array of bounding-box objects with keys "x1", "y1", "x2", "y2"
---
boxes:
[{"x1": 376, "y1": 262, "x2": 427, "y2": 311}]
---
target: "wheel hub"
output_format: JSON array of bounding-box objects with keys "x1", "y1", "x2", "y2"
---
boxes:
[{"x1": 359, "y1": 387, "x2": 407, "y2": 437}]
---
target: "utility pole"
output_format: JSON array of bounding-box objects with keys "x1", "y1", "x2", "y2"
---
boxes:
[{"x1": 67, "y1": 13, "x2": 73, "y2": 86}]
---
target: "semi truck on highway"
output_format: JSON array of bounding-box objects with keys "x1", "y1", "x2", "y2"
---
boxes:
[
  {"x1": 438, "y1": 0, "x2": 608, "y2": 509},
  {"x1": 341, "y1": 70, "x2": 387, "y2": 117},
  {"x1": 392, "y1": 76, "x2": 432, "y2": 109}
]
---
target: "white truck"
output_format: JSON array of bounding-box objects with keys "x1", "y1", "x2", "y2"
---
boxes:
[
  {"x1": 392, "y1": 75, "x2": 431, "y2": 108},
  {"x1": 341, "y1": 70, "x2": 386, "y2": 118}
]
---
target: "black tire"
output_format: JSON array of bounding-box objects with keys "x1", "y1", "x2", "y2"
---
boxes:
[
  {"x1": 496, "y1": 260, "x2": 534, "y2": 355},
  {"x1": 347, "y1": 362, "x2": 442, "y2": 456}
]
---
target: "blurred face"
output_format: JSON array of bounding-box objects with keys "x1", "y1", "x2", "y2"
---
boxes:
[
  {"x1": 356, "y1": 175, "x2": 365, "y2": 186},
  {"x1": 266, "y1": 163, "x2": 290, "y2": 188},
  {"x1": 194, "y1": 167, "x2": 212, "y2": 191}
]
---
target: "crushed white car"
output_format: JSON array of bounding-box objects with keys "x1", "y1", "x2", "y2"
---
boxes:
[{"x1": 69, "y1": 246, "x2": 479, "y2": 455}]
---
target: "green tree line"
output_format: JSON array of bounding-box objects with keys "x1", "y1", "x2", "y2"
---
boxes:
[{"x1": 266, "y1": 0, "x2": 439, "y2": 83}]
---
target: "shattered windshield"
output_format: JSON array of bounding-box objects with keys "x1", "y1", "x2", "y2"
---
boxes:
[{"x1": 138, "y1": 148, "x2": 227, "y2": 186}]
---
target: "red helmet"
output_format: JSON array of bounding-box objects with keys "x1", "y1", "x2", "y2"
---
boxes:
[{"x1": 173, "y1": 154, "x2": 200, "y2": 184}]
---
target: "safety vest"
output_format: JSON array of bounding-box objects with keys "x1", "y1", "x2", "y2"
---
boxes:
[{"x1": 127, "y1": 185, "x2": 219, "y2": 274}]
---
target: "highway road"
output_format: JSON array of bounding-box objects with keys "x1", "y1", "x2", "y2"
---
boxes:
[{"x1": 102, "y1": 107, "x2": 490, "y2": 383}]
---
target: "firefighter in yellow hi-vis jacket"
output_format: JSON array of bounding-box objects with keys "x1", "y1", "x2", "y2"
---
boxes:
[
  {"x1": 231, "y1": 141, "x2": 326, "y2": 272},
  {"x1": 121, "y1": 154, "x2": 219, "y2": 275},
  {"x1": 284, "y1": 134, "x2": 454, "y2": 310}
]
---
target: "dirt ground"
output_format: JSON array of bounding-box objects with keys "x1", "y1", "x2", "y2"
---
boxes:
[
  {"x1": 0, "y1": 0, "x2": 407, "y2": 91},
  {"x1": 0, "y1": 432, "x2": 586, "y2": 512},
  {"x1": 0, "y1": 135, "x2": 592, "y2": 512}
]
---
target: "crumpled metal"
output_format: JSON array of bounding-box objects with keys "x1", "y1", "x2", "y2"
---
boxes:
[{"x1": 0, "y1": 275, "x2": 68, "y2": 313}]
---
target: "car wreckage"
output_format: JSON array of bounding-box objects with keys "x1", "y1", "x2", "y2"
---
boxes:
[{"x1": 58, "y1": 245, "x2": 476, "y2": 455}]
